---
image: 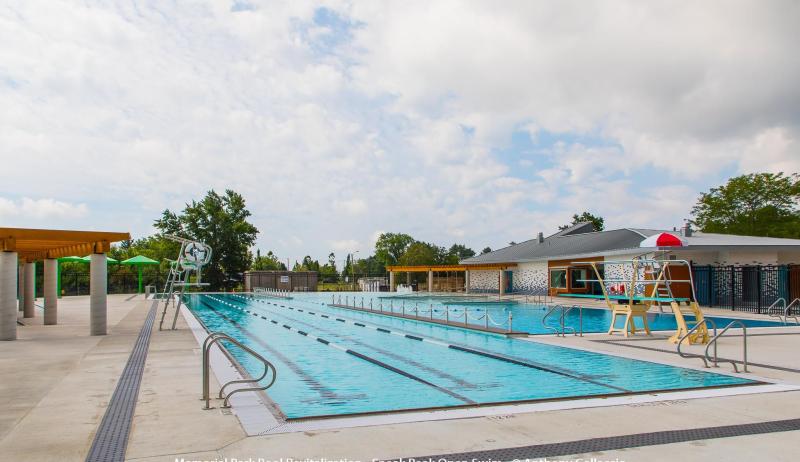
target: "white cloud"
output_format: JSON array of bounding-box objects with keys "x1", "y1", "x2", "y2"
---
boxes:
[
  {"x1": 0, "y1": 1, "x2": 797, "y2": 259},
  {"x1": 0, "y1": 197, "x2": 89, "y2": 221}
]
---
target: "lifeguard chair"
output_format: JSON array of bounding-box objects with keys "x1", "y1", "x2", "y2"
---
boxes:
[{"x1": 576, "y1": 257, "x2": 709, "y2": 344}]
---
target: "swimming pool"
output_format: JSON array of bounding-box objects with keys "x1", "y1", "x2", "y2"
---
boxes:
[
  {"x1": 314, "y1": 292, "x2": 783, "y2": 334},
  {"x1": 187, "y1": 293, "x2": 756, "y2": 419}
]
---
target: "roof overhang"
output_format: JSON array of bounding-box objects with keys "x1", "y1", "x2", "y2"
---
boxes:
[
  {"x1": 0, "y1": 227, "x2": 131, "y2": 262},
  {"x1": 388, "y1": 263, "x2": 516, "y2": 272}
]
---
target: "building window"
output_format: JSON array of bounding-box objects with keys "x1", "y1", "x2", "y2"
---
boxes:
[
  {"x1": 570, "y1": 268, "x2": 588, "y2": 289},
  {"x1": 550, "y1": 269, "x2": 567, "y2": 289}
]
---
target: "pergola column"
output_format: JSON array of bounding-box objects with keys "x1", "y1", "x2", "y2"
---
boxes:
[
  {"x1": 18, "y1": 263, "x2": 24, "y2": 312},
  {"x1": 428, "y1": 270, "x2": 434, "y2": 292},
  {"x1": 1, "y1": 251, "x2": 18, "y2": 340},
  {"x1": 90, "y1": 253, "x2": 107, "y2": 336},
  {"x1": 465, "y1": 270, "x2": 470, "y2": 294},
  {"x1": 389, "y1": 271, "x2": 396, "y2": 292},
  {"x1": 23, "y1": 262, "x2": 35, "y2": 318},
  {"x1": 499, "y1": 270, "x2": 506, "y2": 296},
  {"x1": 44, "y1": 258, "x2": 58, "y2": 325}
]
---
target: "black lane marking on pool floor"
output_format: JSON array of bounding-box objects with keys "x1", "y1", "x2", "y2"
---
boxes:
[
  {"x1": 85, "y1": 301, "x2": 157, "y2": 462},
  {"x1": 207, "y1": 296, "x2": 475, "y2": 404},
  {"x1": 199, "y1": 301, "x2": 347, "y2": 401},
  {"x1": 381, "y1": 417, "x2": 800, "y2": 461},
  {"x1": 230, "y1": 296, "x2": 480, "y2": 390},
  {"x1": 594, "y1": 338, "x2": 800, "y2": 374},
  {"x1": 231, "y1": 294, "x2": 631, "y2": 394}
]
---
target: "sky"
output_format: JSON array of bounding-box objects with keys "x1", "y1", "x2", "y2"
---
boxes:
[{"x1": 1, "y1": 0, "x2": 799, "y2": 265}]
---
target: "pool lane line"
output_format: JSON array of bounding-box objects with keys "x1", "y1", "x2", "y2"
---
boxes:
[
  {"x1": 231, "y1": 295, "x2": 631, "y2": 393},
  {"x1": 225, "y1": 296, "x2": 480, "y2": 390},
  {"x1": 198, "y1": 300, "x2": 350, "y2": 402},
  {"x1": 206, "y1": 296, "x2": 476, "y2": 404}
]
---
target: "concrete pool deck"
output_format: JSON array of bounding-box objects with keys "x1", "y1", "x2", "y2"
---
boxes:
[{"x1": 2, "y1": 294, "x2": 799, "y2": 461}]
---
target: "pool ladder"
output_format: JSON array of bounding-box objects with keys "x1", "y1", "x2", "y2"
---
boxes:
[
  {"x1": 677, "y1": 319, "x2": 748, "y2": 372},
  {"x1": 202, "y1": 332, "x2": 277, "y2": 409},
  {"x1": 541, "y1": 304, "x2": 583, "y2": 337},
  {"x1": 766, "y1": 298, "x2": 800, "y2": 324}
]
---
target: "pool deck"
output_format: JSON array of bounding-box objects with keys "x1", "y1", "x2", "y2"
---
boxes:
[{"x1": 1, "y1": 293, "x2": 799, "y2": 461}]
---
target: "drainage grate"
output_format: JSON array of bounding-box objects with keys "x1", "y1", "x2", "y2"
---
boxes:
[
  {"x1": 382, "y1": 418, "x2": 800, "y2": 461},
  {"x1": 85, "y1": 301, "x2": 157, "y2": 462}
]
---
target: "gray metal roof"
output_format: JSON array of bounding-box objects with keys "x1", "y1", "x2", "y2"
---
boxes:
[{"x1": 462, "y1": 224, "x2": 800, "y2": 264}]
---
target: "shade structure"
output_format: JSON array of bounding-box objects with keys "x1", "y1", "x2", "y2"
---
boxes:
[
  {"x1": 121, "y1": 255, "x2": 160, "y2": 293},
  {"x1": 640, "y1": 232, "x2": 688, "y2": 248},
  {"x1": 81, "y1": 255, "x2": 119, "y2": 264}
]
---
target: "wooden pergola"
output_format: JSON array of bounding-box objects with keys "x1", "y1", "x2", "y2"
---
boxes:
[
  {"x1": 0, "y1": 228, "x2": 130, "y2": 262},
  {"x1": 0, "y1": 227, "x2": 131, "y2": 340}
]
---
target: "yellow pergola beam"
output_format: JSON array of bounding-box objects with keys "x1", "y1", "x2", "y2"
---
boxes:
[{"x1": 0, "y1": 228, "x2": 130, "y2": 262}]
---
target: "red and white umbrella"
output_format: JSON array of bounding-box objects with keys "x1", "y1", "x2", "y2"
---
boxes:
[{"x1": 639, "y1": 232, "x2": 688, "y2": 247}]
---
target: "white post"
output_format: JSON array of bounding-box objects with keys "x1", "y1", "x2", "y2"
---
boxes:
[
  {"x1": 389, "y1": 272, "x2": 396, "y2": 292},
  {"x1": 44, "y1": 258, "x2": 58, "y2": 325},
  {"x1": 1, "y1": 252, "x2": 18, "y2": 340},
  {"x1": 90, "y1": 253, "x2": 107, "y2": 336},
  {"x1": 465, "y1": 270, "x2": 470, "y2": 294},
  {"x1": 428, "y1": 270, "x2": 434, "y2": 293},
  {"x1": 499, "y1": 270, "x2": 506, "y2": 296},
  {"x1": 23, "y1": 262, "x2": 35, "y2": 318}
]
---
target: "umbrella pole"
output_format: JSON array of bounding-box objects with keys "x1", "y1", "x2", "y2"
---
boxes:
[{"x1": 138, "y1": 266, "x2": 143, "y2": 294}]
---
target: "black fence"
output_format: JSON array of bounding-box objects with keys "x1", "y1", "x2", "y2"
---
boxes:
[
  {"x1": 53, "y1": 270, "x2": 168, "y2": 297},
  {"x1": 692, "y1": 265, "x2": 800, "y2": 313}
]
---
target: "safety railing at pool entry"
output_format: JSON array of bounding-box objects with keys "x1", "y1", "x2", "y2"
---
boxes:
[
  {"x1": 329, "y1": 294, "x2": 517, "y2": 334},
  {"x1": 768, "y1": 297, "x2": 800, "y2": 325},
  {"x1": 541, "y1": 304, "x2": 583, "y2": 337},
  {"x1": 677, "y1": 319, "x2": 718, "y2": 368},
  {"x1": 705, "y1": 321, "x2": 748, "y2": 373},
  {"x1": 252, "y1": 287, "x2": 293, "y2": 300},
  {"x1": 202, "y1": 332, "x2": 277, "y2": 409}
]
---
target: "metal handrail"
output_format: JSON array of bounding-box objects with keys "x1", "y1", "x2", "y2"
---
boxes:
[
  {"x1": 766, "y1": 298, "x2": 786, "y2": 321},
  {"x1": 541, "y1": 304, "x2": 562, "y2": 335},
  {"x1": 562, "y1": 305, "x2": 583, "y2": 337},
  {"x1": 785, "y1": 298, "x2": 800, "y2": 325},
  {"x1": 677, "y1": 318, "x2": 717, "y2": 368},
  {"x1": 202, "y1": 332, "x2": 277, "y2": 409},
  {"x1": 705, "y1": 321, "x2": 748, "y2": 373}
]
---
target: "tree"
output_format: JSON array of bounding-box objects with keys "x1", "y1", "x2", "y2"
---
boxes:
[
  {"x1": 252, "y1": 250, "x2": 285, "y2": 271},
  {"x1": 374, "y1": 233, "x2": 415, "y2": 266},
  {"x1": 398, "y1": 241, "x2": 441, "y2": 266},
  {"x1": 691, "y1": 173, "x2": 800, "y2": 238},
  {"x1": 481, "y1": 247, "x2": 492, "y2": 254},
  {"x1": 154, "y1": 189, "x2": 259, "y2": 290},
  {"x1": 559, "y1": 211, "x2": 605, "y2": 231},
  {"x1": 446, "y1": 244, "x2": 475, "y2": 263}
]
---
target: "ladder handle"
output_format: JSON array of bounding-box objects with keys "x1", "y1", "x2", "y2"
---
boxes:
[{"x1": 202, "y1": 332, "x2": 277, "y2": 409}]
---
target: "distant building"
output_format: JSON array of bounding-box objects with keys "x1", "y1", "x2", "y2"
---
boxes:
[{"x1": 244, "y1": 270, "x2": 318, "y2": 292}]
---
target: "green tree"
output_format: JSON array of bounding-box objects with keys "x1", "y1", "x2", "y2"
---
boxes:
[
  {"x1": 560, "y1": 211, "x2": 605, "y2": 231},
  {"x1": 444, "y1": 244, "x2": 476, "y2": 264},
  {"x1": 252, "y1": 249, "x2": 285, "y2": 270},
  {"x1": 691, "y1": 172, "x2": 800, "y2": 238},
  {"x1": 154, "y1": 189, "x2": 259, "y2": 290},
  {"x1": 399, "y1": 241, "x2": 441, "y2": 266},
  {"x1": 374, "y1": 232, "x2": 415, "y2": 266}
]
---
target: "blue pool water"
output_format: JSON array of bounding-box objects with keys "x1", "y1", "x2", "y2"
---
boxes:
[
  {"x1": 187, "y1": 293, "x2": 756, "y2": 419},
  {"x1": 316, "y1": 292, "x2": 783, "y2": 334}
]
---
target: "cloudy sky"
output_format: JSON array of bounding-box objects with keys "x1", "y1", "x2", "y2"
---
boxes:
[{"x1": 1, "y1": 0, "x2": 798, "y2": 263}]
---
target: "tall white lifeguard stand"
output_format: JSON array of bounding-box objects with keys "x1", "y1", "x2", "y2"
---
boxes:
[{"x1": 158, "y1": 234, "x2": 212, "y2": 330}]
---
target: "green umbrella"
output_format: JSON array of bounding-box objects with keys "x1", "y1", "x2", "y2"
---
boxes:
[
  {"x1": 80, "y1": 255, "x2": 119, "y2": 264},
  {"x1": 121, "y1": 255, "x2": 160, "y2": 294}
]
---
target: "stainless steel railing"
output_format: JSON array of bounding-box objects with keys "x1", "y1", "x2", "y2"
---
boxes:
[
  {"x1": 705, "y1": 321, "x2": 748, "y2": 373},
  {"x1": 677, "y1": 319, "x2": 717, "y2": 368},
  {"x1": 541, "y1": 304, "x2": 583, "y2": 337},
  {"x1": 202, "y1": 332, "x2": 277, "y2": 409}
]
